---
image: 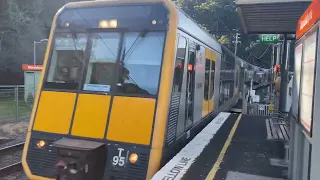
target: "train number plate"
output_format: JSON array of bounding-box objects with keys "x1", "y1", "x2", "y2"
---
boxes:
[{"x1": 112, "y1": 147, "x2": 129, "y2": 167}]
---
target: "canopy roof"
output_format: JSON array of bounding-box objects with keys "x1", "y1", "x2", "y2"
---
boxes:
[{"x1": 236, "y1": 0, "x2": 311, "y2": 34}]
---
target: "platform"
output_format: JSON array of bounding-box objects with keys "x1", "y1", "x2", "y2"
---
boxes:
[{"x1": 152, "y1": 113, "x2": 287, "y2": 180}]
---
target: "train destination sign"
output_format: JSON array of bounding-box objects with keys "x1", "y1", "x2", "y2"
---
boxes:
[{"x1": 259, "y1": 34, "x2": 280, "y2": 44}]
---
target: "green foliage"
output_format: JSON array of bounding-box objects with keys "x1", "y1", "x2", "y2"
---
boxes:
[
  {"x1": 173, "y1": 0, "x2": 271, "y2": 68},
  {"x1": 218, "y1": 35, "x2": 230, "y2": 45}
]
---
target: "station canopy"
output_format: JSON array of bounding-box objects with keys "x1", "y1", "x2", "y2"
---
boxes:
[{"x1": 236, "y1": 0, "x2": 311, "y2": 34}]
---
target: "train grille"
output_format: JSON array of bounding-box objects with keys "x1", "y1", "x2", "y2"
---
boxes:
[
  {"x1": 26, "y1": 139, "x2": 57, "y2": 178},
  {"x1": 165, "y1": 93, "x2": 181, "y2": 145},
  {"x1": 27, "y1": 134, "x2": 150, "y2": 180},
  {"x1": 107, "y1": 153, "x2": 149, "y2": 180}
]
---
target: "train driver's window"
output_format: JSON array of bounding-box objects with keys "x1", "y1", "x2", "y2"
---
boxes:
[
  {"x1": 45, "y1": 33, "x2": 87, "y2": 90},
  {"x1": 83, "y1": 33, "x2": 120, "y2": 93},
  {"x1": 116, "y1": 32, "x2": 166, "y2": 96},
  {"x1": 172, "y1": 36, "x2": 187, "y2": 93}
]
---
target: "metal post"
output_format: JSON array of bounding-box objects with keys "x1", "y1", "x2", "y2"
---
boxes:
[
  {"x1": 33, "y1": 41, "x2": 36, "y2": 65},
  {"x1": 32, "y1": 39, "x2": 47, "y2": 99},
  {"x1": 270, "y1": 45, "x2": 275, "y2": 102},
  {"x1": 234, "y1": 33, "x2": 239, "y2": 56},
  {"x1": 15, "y1": 87, "x2": 18, "y2": 121},
  {"x1": 33, "y1": 41, "x2": 36, "y2": 99},
  {"x1": 276, "y1": 43, "x2": 281, "y2": 65},
  {"x1": 280, "y1": 36, "x2": 290, "y2": 112}
]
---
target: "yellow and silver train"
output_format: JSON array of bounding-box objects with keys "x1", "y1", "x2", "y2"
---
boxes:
[{"x1": 22, "y1": 0, "x2": 267, "y2": 179}]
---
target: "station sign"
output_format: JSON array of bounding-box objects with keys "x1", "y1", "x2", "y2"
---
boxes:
[
  {"x1": 259, "y1": 34, "x2": 280, "y2": 44},
  {"x1": 22, "y1": 64, "x2": 43, "y2": 71},
  {"x1": 296, "y1": 0, "x2": 320, "y2": 39}
]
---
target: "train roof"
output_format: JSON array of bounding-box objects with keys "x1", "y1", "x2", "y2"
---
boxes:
[
  {"x1": 66, "y1": 0, "x2": 268, "y2": 71},
  {"x1": 175, "y1": 5, "x2": 222, "y2": 53},
  {"x1": 65, "y1": 0, "x2": 222, "y2": 53}
]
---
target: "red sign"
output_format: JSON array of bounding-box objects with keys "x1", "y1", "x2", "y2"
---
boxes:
[
  {"x1": 296, "y1": 0, "x2": 320, "y2": 40},
  {"x1": 22, "y1": 64, "x2": 43, "y2": 71}
]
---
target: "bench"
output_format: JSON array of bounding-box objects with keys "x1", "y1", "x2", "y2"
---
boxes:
[
  {"x1": 265, "y1": 113, "x2": 290, "y2": 167},
  {"x1": 266, "y1": 118, "x2": 289, "y2": 141}
]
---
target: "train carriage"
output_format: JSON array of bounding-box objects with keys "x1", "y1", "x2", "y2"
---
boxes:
[{"x1": 22, "y1": 0, "x2": 259, "y2": 179}]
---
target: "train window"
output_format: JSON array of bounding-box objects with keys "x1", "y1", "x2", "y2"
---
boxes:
[
  {"x1": 45, "y1": 33, "x2": 87, "y2": 90},
  {"x1": 300, "y1": 31, "x2": 317, "y2": 132},
  {"x1": 172, "y1": 36, "x2": 187, "y2": 93},
  {"x1": 209, "y1": 61, "x2": 215, "y2": 99},
  {"x1": 219, "y1": 48, "x2": 235, "y2": 106},
  {"x1": 83, "y1": 33, "x2": 120, "y2": 92},
  {"x1": 203, "y1": 59, "x2": 210, "y2": 100},
  {"x1": 115, "y1": 32, "x2": 165, "y2": 96}
]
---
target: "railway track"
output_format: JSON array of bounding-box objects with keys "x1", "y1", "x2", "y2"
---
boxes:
[
  {"x1": 0, "y1": 137, "x2": 11, "y2": 145},
  {"x1": 0, "y1": 142, "x2": 25, "y2": 178}
]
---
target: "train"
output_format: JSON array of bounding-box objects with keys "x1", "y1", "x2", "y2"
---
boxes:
[{"x1": 22, "y1": 0, "x2": 270, "y2": 179}]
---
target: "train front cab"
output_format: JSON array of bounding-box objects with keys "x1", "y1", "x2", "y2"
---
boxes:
[{"x1": 22, "y1": 0, "x2": 179, "y2": 179}]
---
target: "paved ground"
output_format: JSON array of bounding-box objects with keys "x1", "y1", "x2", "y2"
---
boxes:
[
  {"x1": 225, "y1": 171, "x2": 285, "y2": 180},
  {"x1": 183, "y1": 114, "x2": 287, "y2": 180}
]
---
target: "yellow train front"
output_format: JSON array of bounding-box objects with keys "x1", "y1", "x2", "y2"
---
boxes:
[{"x1": 22, "y1": 0, "x2": 241, "y2": 179}]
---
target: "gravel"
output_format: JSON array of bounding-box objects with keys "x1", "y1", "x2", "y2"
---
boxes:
[
  {"x1": 0, "y1": 120, "x2": 28, "y2": 180},
  {"x1": 0, "y1": 151, "x2": 22, "y2": 169},
  {"x1": 0, "y1": 135, "x2": 26, "y2": 149},
  {"x1": 0, "y1": 120, "x2": 27, "y2": 149},
  {"x1": 2, "y1": 171, "x2": 27, "y2": 180}
]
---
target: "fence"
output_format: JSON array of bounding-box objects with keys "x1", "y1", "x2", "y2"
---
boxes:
[
  {"x1": 0, "y1": 85, "x2": 34, "y2": 121},
  {"x1": 249, "y1": 103, "x2": 275, "y2": 116}
]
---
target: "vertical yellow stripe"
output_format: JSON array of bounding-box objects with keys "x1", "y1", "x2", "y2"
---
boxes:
[
  {"x1": 146, "y1": 0, "x2": 178, "y2": 179},
  {"x1": 22, "y1": 6, "x2": 59, "y2": 180},
  {"x1": 205, "y1": 114, "x2": 242, "y2": 180}
]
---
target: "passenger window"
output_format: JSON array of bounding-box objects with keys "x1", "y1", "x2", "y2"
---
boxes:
[
  {"x1": 83, "y1": 33, "x2": 120, "y2": 92},
  {"x1": 116, "y1": 32, "x2": 166, "y2": 96},
  {"x1": 172, "y1": 36, "x2": 187, "y2": 93},
  {"x1": 204, "y1": 59, "x2": 210, "y2": 100},
  {"x1": 209, "y1": 61, "x2": 215, "y2": 99},
  {"x1": 45, "y1": 33, "x2": 87, "y2": 90}
]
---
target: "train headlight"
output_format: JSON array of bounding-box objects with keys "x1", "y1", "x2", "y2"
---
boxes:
[
  {"x1": 37, "y1": 140, "x2": 46, "y2": 148},
  {"x1": 129, "y1": 153, "x2": 138, "y2": 163}
]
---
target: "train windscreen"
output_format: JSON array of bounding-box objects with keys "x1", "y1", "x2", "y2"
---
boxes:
[{"x1": 43, "y1": 4, "x2": 169, "y2": 97}]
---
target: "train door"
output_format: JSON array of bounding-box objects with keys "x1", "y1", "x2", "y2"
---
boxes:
[
  {"x1": 184, "y1": 43, "x2": 196, "y2": 130},
  {"x1": 193, "y1": 45, "x2": 205, "y2": 124}
]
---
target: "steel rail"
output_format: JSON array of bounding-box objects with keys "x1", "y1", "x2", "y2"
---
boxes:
[{"x1": 0, "y1": 142, "x2": 25, "y2": 177}]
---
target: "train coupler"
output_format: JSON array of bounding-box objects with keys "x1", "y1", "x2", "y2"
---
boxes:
[{"x1": 53, "y1": 138, "x2": 106, "y2": 180}]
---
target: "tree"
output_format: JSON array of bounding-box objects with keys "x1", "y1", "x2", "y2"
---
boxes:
[
  {"x1": 173, "y1": 0, "x2": 272, "y2": 68},
  {"x1": 0, "y1": 0, "x2": 88, "y2": 84},
  {"x1": 0, "y1": 0, "x2": 47, "y2": 72}
]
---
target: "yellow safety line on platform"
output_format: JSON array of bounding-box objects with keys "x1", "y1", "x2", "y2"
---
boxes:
[{"x1": 205, "y1": 114, "x2": 242, "y2": 180}]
